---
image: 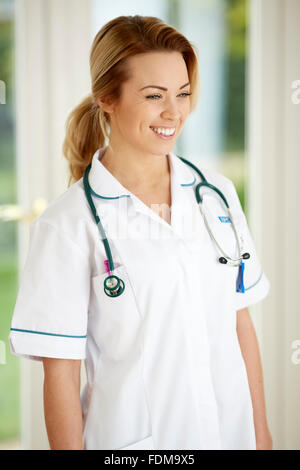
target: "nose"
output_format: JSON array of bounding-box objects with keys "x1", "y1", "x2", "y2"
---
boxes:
[{"x1": 161, "y1": 98, "x2": 181, "y2": 121}]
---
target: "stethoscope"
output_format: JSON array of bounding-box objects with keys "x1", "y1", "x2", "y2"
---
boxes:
[{"x1": 83, "y1": 155, "x2": 250, "y2": 298}]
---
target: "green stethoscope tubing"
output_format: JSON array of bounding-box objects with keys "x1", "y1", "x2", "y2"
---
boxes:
[
  {"x1": 178, "y1": 156, "x2": 230, "y2": 208},
  {"x1": 83, "y1": 164, "x2": 125, "y2": 297},
  {"x1": 83, "y1": 155, "x2": 250, "y2": 297}
]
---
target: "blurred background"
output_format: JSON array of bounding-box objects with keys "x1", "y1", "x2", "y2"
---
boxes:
[{"x1": 0, "y1": 0, "x2": 299, "y2": 450}]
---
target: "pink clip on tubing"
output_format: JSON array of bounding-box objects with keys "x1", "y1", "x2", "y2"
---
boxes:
[{"x1": 104, "y1": 259, "x2": 111, "y2": 276}]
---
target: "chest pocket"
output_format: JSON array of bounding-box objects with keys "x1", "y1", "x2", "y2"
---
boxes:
[{"x1": 91, "y1": 264, "x2": 142, "y2": 361}]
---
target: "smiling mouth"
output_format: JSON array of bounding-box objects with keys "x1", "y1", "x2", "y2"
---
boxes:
[{"x1": 150, "y1": 126, "x2": 176, "y2": 137}]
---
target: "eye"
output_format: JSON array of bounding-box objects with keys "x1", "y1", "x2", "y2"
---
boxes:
[{"x1": 146, "y1": 92, "x2": 192, "y2": 100}]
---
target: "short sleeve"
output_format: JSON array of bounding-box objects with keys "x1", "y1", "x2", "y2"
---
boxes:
[
  {"x1": 9, "y1": 219, "x2": 91, "y2": 361},
  {"x1": 226, "y1": 180, "x2": 271, "y2": 311}
]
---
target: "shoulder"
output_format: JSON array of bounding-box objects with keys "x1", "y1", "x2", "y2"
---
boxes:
[
  {"x1": 175, "y1": 154, "x2": 234, "y2": 191},
  {"x1": 182, "y1": 158, "x2": 243, "y2": 212},
  {"x1": 195, "y1": 161, "x2": 232, "y2": 185},
  {"x1": 30, "y1": 178, "x2": 95, "y2": 254},
  {"x1": 183, "y1": 158, "x2": 236, "y2": 193},
  {"x1": 33, "y1": 178, "x2": 89, "y2": 227}
]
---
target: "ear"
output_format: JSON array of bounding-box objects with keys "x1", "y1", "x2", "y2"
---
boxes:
[{"x1": 96, "y1": 96, "x2": 115, "y2": 115}]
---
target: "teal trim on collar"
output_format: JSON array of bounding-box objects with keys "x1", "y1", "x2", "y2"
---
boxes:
[
  {"x1": 91, "y1": 179, "x2": 196, "y2": 197},
  {"x1": 89, "y1": 174, "x2": 196, "y2": 198},
  {"x1": 180, "y1": 174, "x2": 196, "y2": 187},
  {"x1": 10, "y1": 328, "x2": 86, "y2": 339},
  {"x1": 89, "y1": 186, "x2": 131, "y2": 200},
  {"x1": 88, "y1": 149, "x2": 197, "y2": 198}
]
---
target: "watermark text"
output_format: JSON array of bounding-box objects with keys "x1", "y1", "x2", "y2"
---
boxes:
[
  {"x1": 291, "y1": 339, "x2": 300, "y2": 365},
  {"x1": 0, "y1": 340, "x2": 6, "y2": 365}
]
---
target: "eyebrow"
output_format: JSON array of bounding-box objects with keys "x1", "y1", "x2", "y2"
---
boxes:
[{"x1": 139, "y1": 82, "x2": 190, "y2": 91}]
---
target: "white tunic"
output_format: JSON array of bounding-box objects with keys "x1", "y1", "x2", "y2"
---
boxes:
[{"x1": 9, "y1": 147, "x2": 270, "y2": 450}]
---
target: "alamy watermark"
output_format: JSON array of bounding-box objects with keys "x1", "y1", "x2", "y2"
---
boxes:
[
  {"x1": 0, "y1": 340, "x2": 6, "y2": 365},
  {"x1": 0, "y1": 80, "x2": 6, "y2": 104},
  {"x1": 291, "y1": 80, "x2": 300, "y2": 104},
  {"x1": 291, "y1": 339, "x2": 300, "y2": 365},
  {"x1": 94, "y1": 196, "x2": 207, "y2": 243}
]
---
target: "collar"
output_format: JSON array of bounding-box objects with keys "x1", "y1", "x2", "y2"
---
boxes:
[
  {"x1": 86, "y1": 146, "x2": 198, "y2": 239},
  {"x1": 88, "y1": 146, "x2": 196, "y2": 200}
]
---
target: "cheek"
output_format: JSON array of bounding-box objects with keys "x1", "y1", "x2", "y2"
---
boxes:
[
  {"x1": 182, "y1": 103, "x2": 191, "y2": 120},
  {"x1": 118, "y1": 113, "x2": 140, "y2": 136},
  {"x1": 125, "y1": 106, "x2": 151, "y2": 128},
  {"x1": 182, "y1": 98, "x2": 191, "y2": 111}
]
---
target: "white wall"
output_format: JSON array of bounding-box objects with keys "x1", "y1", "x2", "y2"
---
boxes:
[
  {"x1": 248, "y1": 0, "x2": 300, "y2": 450},
  {"x1": 15, "y1": 0, "x2": 92, "y2": 449}
]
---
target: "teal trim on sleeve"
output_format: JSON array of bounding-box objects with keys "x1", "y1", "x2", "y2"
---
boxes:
[
  {"x1": 10, "y1": 328, "x2": 86, "y2": 338},
  {"x1": 244, "y1": 270, "x2": 263, "y2": 291}
]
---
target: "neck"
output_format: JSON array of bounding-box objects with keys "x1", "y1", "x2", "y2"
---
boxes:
[{"x1": 100, "y1": 145, "x2": 171, "y2": 190}]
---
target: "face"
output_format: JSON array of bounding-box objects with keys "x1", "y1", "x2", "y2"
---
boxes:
[{"x1": 101, "y1": 51, "x2": 191, "y2": 157}]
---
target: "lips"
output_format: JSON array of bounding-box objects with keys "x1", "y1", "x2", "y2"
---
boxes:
[
  {"x1": 150, "y1": 126, "x2": 176, "y2": 136},
  {"x1": 150, "y1": 127, "x2": 176, "y2": 140},
  {"x1": 150, "y1": 126, "x2": 177, "y2": 129},
  {"x1": 150, "y1": 125, "x2": 176, "y2": 130}
]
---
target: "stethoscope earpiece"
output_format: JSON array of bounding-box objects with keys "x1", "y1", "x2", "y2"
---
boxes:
[
  {"x1": 104, "y1": 275, "x2": 125, "y2": 297},
  {"x1": 218, "y1": 253, "x2": 250, "y2": 264}
]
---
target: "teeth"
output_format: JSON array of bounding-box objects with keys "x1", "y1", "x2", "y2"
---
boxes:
[{"x1": 151, "y1": 127, "x2": 175, "y2": 136}]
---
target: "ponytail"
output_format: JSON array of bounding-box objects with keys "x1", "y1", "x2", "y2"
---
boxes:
[{"x1": 62, "y1": 94, "x2": 109, "y2": 187}]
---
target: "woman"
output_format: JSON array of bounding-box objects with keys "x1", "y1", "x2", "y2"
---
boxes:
[{"x1": 9, "y1": 15, "x2": 273, "y2": 450}]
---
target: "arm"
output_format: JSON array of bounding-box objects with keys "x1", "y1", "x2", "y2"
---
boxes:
[
  {"x1": 236, "y1": 307, "x2": 273, "y2": 450},
  {"x1": 42, "y1": 358, "x2": 83, "y2": 450}
]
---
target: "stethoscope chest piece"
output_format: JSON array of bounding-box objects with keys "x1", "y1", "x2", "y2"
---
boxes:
[{"x1": 104, "y1": 274, "x2": 125, "y2": 297}]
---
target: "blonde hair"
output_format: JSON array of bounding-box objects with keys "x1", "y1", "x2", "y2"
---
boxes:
[{"x1": 62, "y1": 15, "x2": 200, "y2": 187}]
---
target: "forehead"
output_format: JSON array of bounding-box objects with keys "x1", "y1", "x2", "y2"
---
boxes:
[{"x1": 126, "y1": 51, "x2": 189, "y2": 85}]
